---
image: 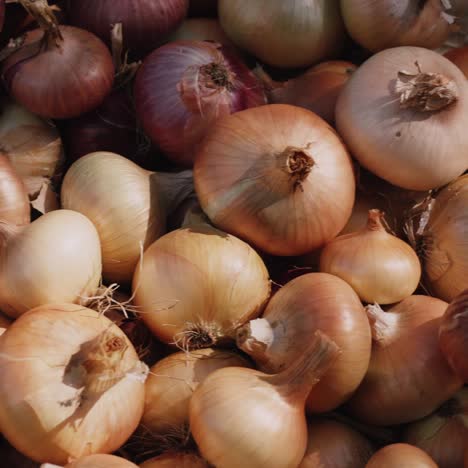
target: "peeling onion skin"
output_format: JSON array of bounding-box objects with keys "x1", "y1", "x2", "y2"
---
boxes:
[
  {"x1": 336, "y1": 46, "x2": 468, "y2": 191},
  {"x1": 2, "y1": 26, "x2": 114, "y2": 120},
  {"x1": 365, "y1": 443, "x2": 438, "y2": 468}
]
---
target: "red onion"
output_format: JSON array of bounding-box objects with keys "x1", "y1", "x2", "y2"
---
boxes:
[
  {"x1": 68, "y1": 0, "x2": 189, "y2": 58},
  {"x1": 2, "y1": 25, "x2": 114, "y2": 119},
  {"x1": 134, "y1": 40, "x2": 266, "y2": 166}
]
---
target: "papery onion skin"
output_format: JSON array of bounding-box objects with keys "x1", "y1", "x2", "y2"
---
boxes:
[
  {"x1": 194, "y1": 104, "x2": 355, "y2": 256},
  {"x1": 132, "y1": 222, "x2": 271, "y2": 349},
  {"x1": 365, "y1": 443, "x2": 438, "y2": 468},
  {"x1": 140, "y1": 452, "x2": 209, "y2": 468},
  {"x1": 336, "y1": 46, "x2": 468, "y2": 191},
  {"x1": 0, "y1": 100, "x2": 63, "y2": 199},
  {"x1": 340, "y1": 0, "x2": 450, "y2": 52},
  {"x1": 0, "y1": 210, "x2": 102, "y2": 318},
  {"x1": 219, "y1": 0, "x2": 345, "y2": 68},
  {"x1": 237, "y1": 273, "x2": 371, "y2": 413},
  {"x1": 56, "y1": 454, "x2": 138, "y2": 467},
  {"x1": 404, "y1": 388, "x2": 468, "y2": 468},
  {"x1": 142, "y1": 348, "x2": 250, "y2": 435},
  {"x1": 134, "y1": 40, "x2": 266, "y2": 166},
  {"x1": 68, "y1": 0, "x2": 189, "y2": 58},
  {"x1": 169, "y1": 18, "x2": 230, "y2": 44},
  {"x1": 445, "y1": 46, "x2": 468, "y2": 78},
  {"x1": 0, "y1": 304, "x2": 148, "y2": 464},
  {"x1": 299, "y1": 417, "x2": 374, "y2": 468},
  {"x1": 439, "y1": 289, "x2": 468, "y2": 382},
  {"x1": 347, "y1": 296, "x2": 463, "y2": 426},
  {"x1": 320, "y1": 210, "x2": 421, "y2": 304},
  {"x1": 2, "y1": 26, "x2": 114, "y2": 119}
]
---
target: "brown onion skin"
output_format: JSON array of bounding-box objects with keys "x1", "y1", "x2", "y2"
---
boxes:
[
  {"x1": 68, "y1": 0, "x2": 189, "y2": 58},
  {"x1": 135, "y1": 40, "x2": 266, "y2": 167},
  {"x1": 140, "y1": 452, "x2": 209, "y2": 467},
  {"x1": 444, "y1": 46, "x2": 468, "y2": 79},
  {"x1": 439, "y1": 289, "x2": 468, "y2": 383},
  {"x1": 299, "y1": 418, "x2": 374, "y2": 467},
  {"x1": 65, "y1": 454, "x2": 138, "y2": 467},
  {"x1": 365, "y1": 443, "x2": 438, "y2": 468},
  {"x1": 2, "y1": 26, "x2": 114, "y2": 119}
]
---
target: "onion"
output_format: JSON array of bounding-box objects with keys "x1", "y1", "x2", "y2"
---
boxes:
[
  {"x1": 439, "y1": 289, "x2": 468, "y2": 382},
  {"x1": 2, "y1": 2, "x2": 114, "y2": 119},
  {"x1": 336, "y1": 46, "x2": 468, "y2": 190},
  {"x1": 61, "y1": 152, "x2": 193, "y2": 285},
  {"x1": 0, "y1": 313, "x2": 10, "y2": 336},
  {"x1": 190, "y1": 331, "x2": 340, "y2": 468},
  {"x1": 132, "y1": 208, "x2": 271, "y2": 349},
  {"x1": 68, "y1": 0, "x2": 188, "y2": 58},
  {"x1": 257, "y1": 61, "x2": 356, "y2": 125},
  {"x1": 320, "y1": 209, "x2": 421, "y2": 304},
  {"x1": 0, "y1": 209, "x2": 102, "y2": 318},
  {"x1": 194, "y1": 104, "x2": 355, "y2": 256},
  {"x1": 407, "y1": 174, "x2": 468, "y2": 301},
  {"x1": 237, "y1": 273, "x2": 371, "y2": 412},
  {"x1": 0, "y1": 303, "x2": 149, "y2": 464},
  {"x1": 299, "y1": 417, "x2": 374, "y2": 468},
  {"x1": 169, "y1": 18, "x2": 230, "y2": 44},
  {"x1": 347, "y1": 296, "x2": 463, "y2": 426},
  {"x1": 365, "y1": 443, "x2": 438, "y2": 468},
  {"x1": 140, "y1": 453, "x2": 209, "y2": 468},
  {"x1": 142, "y1": 349, "x2": 250, "y2": 438},
  {"x1": 445, "y1": 0, "x2": 468, "y2": 16},
  {"x1": 218, "y1": 0, "x2": 345, "y2": 68},
  {"x1": 41, "y1": 454, "x2": 138, "y2": 467},
  {"x1": 445, "y1": 46, "x2": 468, "y2": 78},
  {"x1": 0, "y1": 99, "x2": 63, "y2": 200},
  {"x1": 404, "y1": 388, "x2": 468, "y2": 468},
  {"x1": 340, "y1": 0, "x2": 451, "y2": 52},
  {"x1": 134, "y1": 40, "x2": 266, "y2": 166}
]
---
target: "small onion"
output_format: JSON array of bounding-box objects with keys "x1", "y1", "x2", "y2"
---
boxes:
[
  {"x1": 140, "y1": 452, "x2": 209, "y2": 468},
  {"x1": 320, "y1": 209, "x2": 421, "y2": 304},
  {"x1": 347, "y1": 296, "x2": 463, "y2": 426},
  {"x1": 68, "y1": 0, "x2": 189, "y2": 58},
  {"x1": 404, "y1": 388, "x2": 468, "y2": 468},
  {"x1": 41, "y1": 454, "x2": 138, "y2": 467},
  {"x1": 132, "y1": 209, "x2": 271, "y2": 349},
  {"x1": 336, "y1": 46, "x2": 468, "y2": 190},
  {"x1": 218, "y1": 0, "x2": 345, "y2": 68},
  {"x1": 365, "y1": 444, "x2": 438, "y2": 468},
  {"x1": 299, "y1": 417, "x2": 374, "y2": 468},
  {"x1": 2, "y1": 17, "x2": 114, "y2": 119},
  {"x1": 194, "y1": 104, "x2": 355, "y2": 256},
  {"x1": 141, "y1": 348, "x2": 250, "y2": 436},
  {"x1": 237, "y1": 273, "x2": 371, "y2": 412},
  {"x1": 61, "y1": 152, "x2": 193, "y2": 285},
  {"x1": 340, "y1": 0, "x2": 451, "y2": 52},
  {"x1": 190, "y1": 331, "x2": 340, "y2": 468},
  {"x1": 169, "y1": 18, "x2": 230, "y2": 44},
  {"x1": 445, "y1": 46, "x2": 468, "y2": 78},
  {"x1": 0, "y1": 304, "x2": 149, "y2": 464},
  {"x1": 0, "y1": 99, "x2": 63, "y2": 200},
  {"x1": 439, "y1": 289, "x2": 468, "y2": 382},
  {"x1": 134, "y1": 40, "x2": 266, "y2": 166},
  {"x1": 408, "y1": 174, "x2": 468, "y2": 301}
]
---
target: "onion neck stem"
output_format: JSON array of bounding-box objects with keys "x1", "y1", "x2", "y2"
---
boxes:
[
  {"x1": 266, "y1": 331, "x2": 340, "y2": 403},
  {"x1": 111, "y1": 22, "x2": 141, "y2": 88},
  {"x1": 365, "y1": 304, "x2": 400, "y2": 345},
  {"x1": 236, "y1": 318, "x2": 275, "y2": 367},
  {"x1": 366, "y1": 209, "x2": 387, "y2": 232}
]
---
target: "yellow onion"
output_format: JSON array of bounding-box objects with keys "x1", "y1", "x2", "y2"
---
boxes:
[
  {"x1": 140, "y1": 452, "x2": 209, "y2": 468},
  {"x1": 340, "y1": 0, "x2": 452, "y2": 52},
  {"x1": 237, "y1": 273, "x2": 371, "y2": 412},
  {"x1": 0, "y1": 209, "x2": 102, "y2": 318},
  {"x1": 194, "y1": 104, "x2": 355, "y2": 256},
  {"x1": 190, "y1": 331, "x2": 340, "y2": 468},
  {"x1": 218, "y1": 0, "x2": 345, "y2": 68},
  {"x1": 299, "y1": 417, "x2": 374, "y2": 468},
  {"x1": 133, "y1": 208, "x2": 270, "y2": 349},
  {"x1": 347, "y1": 296, "x2": 463, "y2": 425},
  {"x1": 169, "y1": 18, "x2": 230, "y2": 43},
  {"x1": 141, "y1": 348, "x2": 250, "y2": 436},
  {"x1": 41, "y1": 454, "x2": 138, "y2": 467},
  {"x1": 408, "y1": 175, "x2": 468, "y2": 302},
  {"x1": 404, "y1": 388, "x2": 468, "y2": 468},
  {"x1": 336, "y1": 46, "x2": 468, "y2": 190},
  {"x1": 0, "y1": 304, "x2": 148, "y2": 464},
  {"x1": 61, "y1": 152, "x2": 193, "y2": 285},
  {"x1": 320, "y1": 209, "x2": 421, "y2": 304},
  {"x1": 365, "y1": 443, "x2": 438, "y2": 468}
]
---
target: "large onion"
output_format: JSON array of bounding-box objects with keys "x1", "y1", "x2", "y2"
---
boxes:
[
  {"x1": 336, "y1": 46, "x2": 468, "y2": 190},
  {"x1": 194, "y1": 104, "x2": 355, "y2": 256}
]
